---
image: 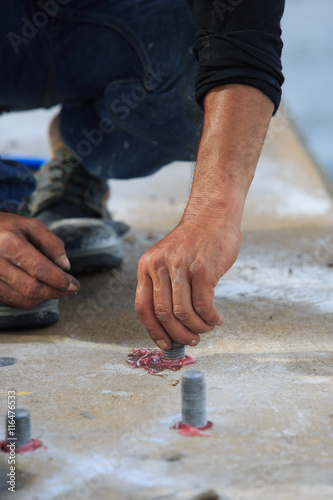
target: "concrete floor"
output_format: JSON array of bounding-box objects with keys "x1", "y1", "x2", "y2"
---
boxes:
[{"x1": 0, "y1": 108, "x2": 333, "y2": 499}]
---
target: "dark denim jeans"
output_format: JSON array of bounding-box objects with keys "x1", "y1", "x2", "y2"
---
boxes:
[{"x1": 0, "y1": 0, "x2": 203, "y2": 210}]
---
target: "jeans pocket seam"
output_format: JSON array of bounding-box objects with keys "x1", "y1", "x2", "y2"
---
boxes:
[{"x1": 56, "y1": 10, "x2": 153, "y2": 80}]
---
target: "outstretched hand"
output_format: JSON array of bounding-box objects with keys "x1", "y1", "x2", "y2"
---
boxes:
[
  {"x1": 135, "y1": 214, "x2": 241, "y2": 349},
  {"x1": 0, "y1": 213, "x2": 79, "y2": 308}
]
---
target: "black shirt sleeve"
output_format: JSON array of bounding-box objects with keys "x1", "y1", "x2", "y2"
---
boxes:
[{"x1": 186, "y1": 0, "x2": 285, "y2": 114}]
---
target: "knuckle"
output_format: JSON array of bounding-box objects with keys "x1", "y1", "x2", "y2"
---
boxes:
[
  {"x1": 138, "y1": 253, "x2": 149, "y2": 266},
  {"x1": 146, "y1": 328, "x2": 161, "y2": 340},
  {"x1": 149, "y1": 255, "x2": 163, "y2": 273},
  {"x1": 137, "y1": 253, "x2": 152, "y2": 273},
  {"x1": 189, "y1": 261, "x2": 205, "y2": 276},
  {"x1": 154, "y1": 305, "x2": 171, "y2": 323},
  {"x1": 134, "y1": 299, "x2": 147, "y2": 317},
  {"x1": 171, "y1": 258, "x2": 183, "y2": 271},
  {"x1": 0, "y1": 232, "x2": 18, "y2": 254},
  {"x1": 137, "y1": 259, "x2": 147, "y2": 277},
  {"x1": 28, "y1": 217, "x2": 44, "y2": 229},
  {"x1": 201, "y1": 324, "x2": 215, "y2": 333},
  {"x1": 173, "y1": 307, "x2": 191, "y2": 322},
  {"x1": 193, "y1": 302, "x2": 210, "y2": 315},
  {"x1": 25, "y1": 280, "x2": 42, "y2": 299},
  {"x1": 31, "y1": 262, "x2": 47, "y2": 280}
]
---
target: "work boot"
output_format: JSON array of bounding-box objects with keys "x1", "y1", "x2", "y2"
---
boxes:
[
  {"x1": 0, "y1": 299, "x2": 59, "y2": 331},
  {"x1": 25, "y1": 115, "x2": 129, "y2": 273}
]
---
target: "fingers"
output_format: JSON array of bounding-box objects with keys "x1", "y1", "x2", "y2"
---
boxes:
[
  {"x1": 0, "y1": 280, "x2": 49, "y2": 309},
  {"x1": 0, "y1": 259, "x2": 73, "y2": 302},
  {"x1": 23, "y1": 218, "x2": 70, "y2": 270},
  {"x1": 0, "y1": 213, "x2": 79, "y2": 309},
  {"x1": 151, "y1": 266, "x2": 201, "y2": 346},
  {"x1": 3, "y1": 232, "x2": 79, "y2": 292},
  {"x1": 134, "y1": 219, "x2": 240, "y2": 348},
  {"x1": 136, "y1": 255, "x2": 220, "y2": 348},
  {"x1": 135, "y1": 271, "x2": 173, "y2": 349},
  {"x1": 191, "y1": 270, "x2": 224, "y2": 326},
  {"x1": 170, "y1": 264, "x2": 216, "y2": 333}
]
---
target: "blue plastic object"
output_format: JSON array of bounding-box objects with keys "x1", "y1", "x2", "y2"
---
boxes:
[{"x1": 2, "y1": 156, "x2": 47, "y2": 170}]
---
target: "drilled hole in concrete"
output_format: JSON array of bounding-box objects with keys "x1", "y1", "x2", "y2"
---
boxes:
[
  {"x1": 163, "y1": 452, "x2": 186, "y2": 462},
  {"x1": 191, "y1": 490, "x2": 221, "y2": 500},
  {"x1": 0, "y1": 357, "x2": 17, "y2": 367}
]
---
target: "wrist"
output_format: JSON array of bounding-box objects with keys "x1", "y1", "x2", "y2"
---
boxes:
[
  {"x1": 184, "y1": 85, "x2": 274, "y2": 227},
  {"x1": 184, "y1": 179, "x2": 247, "y2": 227}
]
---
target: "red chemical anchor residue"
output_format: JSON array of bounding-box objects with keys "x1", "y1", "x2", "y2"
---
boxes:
[
  {"x1": 173, "y1": 421, "x2": 213, "y2": 437},
  {"x1": 0, "y1": 438, "x2": 44, "y2": 454},
  {"x1": 127, "y1": 348, "x2": 196, "y2": 375}
]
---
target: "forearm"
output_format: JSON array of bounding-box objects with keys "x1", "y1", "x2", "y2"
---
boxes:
[
  {"x1": 184, "y1": 84, "x2": 274, "y2": 226},
  {"x1": 136, "y1": 84, "x2": 275, "y2": 347}
]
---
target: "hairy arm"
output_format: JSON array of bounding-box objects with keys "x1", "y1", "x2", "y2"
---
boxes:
[{"x1": 135, "y1": 83, "x2": 273, "y2": 349}]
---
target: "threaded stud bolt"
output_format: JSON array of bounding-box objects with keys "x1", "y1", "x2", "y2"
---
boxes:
[
  {"x1": 181, "y1": 370, "x2": 207, "y2": 428},
  {"x1": 6, "y1": 408, "x2": 31, "y2": 447},
  {"x1": 162, "y1": 342, "x2": 185, "y2": 360}
]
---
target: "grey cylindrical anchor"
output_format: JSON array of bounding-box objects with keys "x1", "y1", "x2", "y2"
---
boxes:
[
  {"x1": 181, "y1": 370, "x2": 206, "y2": 428},
  {"x1": 162, "y1": 342, "x2": 185, "y2": 360},
  {"x1": 6, "y1": 408, "x2": 31, "y2": 447}
]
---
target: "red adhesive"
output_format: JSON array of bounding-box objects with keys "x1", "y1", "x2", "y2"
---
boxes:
[
  {"x1": 127, "y1": 348, "x2": 196, "y2": 375},
  {"x1": 173, "y1": 421, "x2": 213, "y2": 437},
  {"x1": 0, "y1": 438, "x2": 43, "y2": 454}
]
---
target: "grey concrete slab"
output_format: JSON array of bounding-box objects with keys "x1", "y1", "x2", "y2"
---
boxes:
[{"x1": 0, "y1": 107, "x2": 333, "y2": 500}]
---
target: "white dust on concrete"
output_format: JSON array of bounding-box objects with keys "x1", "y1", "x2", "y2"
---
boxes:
[{"x1": 215, "y1": 257, "x2": 333, "y2": 313}]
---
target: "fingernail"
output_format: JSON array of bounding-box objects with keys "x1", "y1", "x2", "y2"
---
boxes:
[
  {"x1": 217, "y1": 313, "x2": 224, "y2": 325},
  {"x1": 190, "y1": 339, "x2": 199, "y2": 346},
  {"x1": 68, "y1": 282, "x2": 79, "y2": 293},
  {"x1": 59, "y1": 254, "x2": 71, "y2": 270},
  {"x1": 156, "y1": 340, "x2": 168, "y2": 350}
]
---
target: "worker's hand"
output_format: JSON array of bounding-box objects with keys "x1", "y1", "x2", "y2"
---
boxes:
[
  {"x1": 135, "y1": 213, "x2": 241, "y2": 348},
  {"x1": 0, "y1": 212, "x2": 79, "y2": 308},
  {"x1": 136, "y1": 84, "x2": 274, "y2": 348}
]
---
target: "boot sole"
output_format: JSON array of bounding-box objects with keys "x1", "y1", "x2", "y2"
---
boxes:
[
  {"x1": 49, "y1": 218, "x2": 124, "y2": 274},
  {"x1": 66, "y1": 246, "x2": 123, "y2": 274},
  {"x1": 0, "y1": 299, "x2": 59, "y2": 332}
]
